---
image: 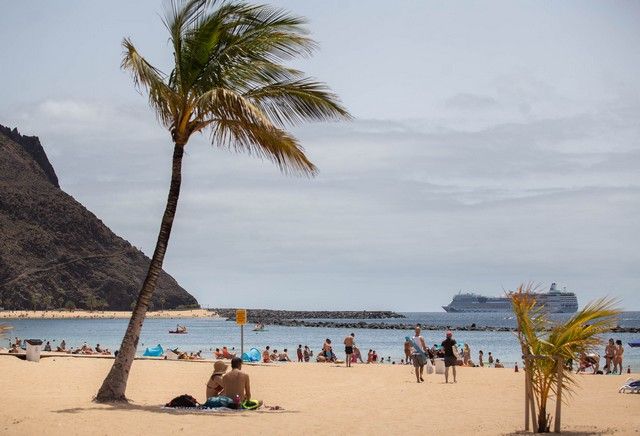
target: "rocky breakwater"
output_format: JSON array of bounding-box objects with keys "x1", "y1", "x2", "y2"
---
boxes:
[
  {"x1": 210, "y1": 309, "x2": 640, "y2": 333},
  {"x1": 267, "y1": 320, "x2": 517, "y2": 331},
  {"x1": 270, "y1": 321, "x2": 640, "y2": 333}
]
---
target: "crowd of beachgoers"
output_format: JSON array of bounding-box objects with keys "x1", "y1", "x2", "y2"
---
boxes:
[
  {"x1": 577, "y1": 337, "x2": 629, "y2": 375},
  {"x1": 4, "y1": 337, "x2": 112, "y2": 355},
  {"x1": 2, "y1": 327, "x2": 630, "y2": 376}
]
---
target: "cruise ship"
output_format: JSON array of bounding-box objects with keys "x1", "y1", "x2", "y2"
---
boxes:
[{"x1": 442, "y1": 283, "x2": 578, "y2": 313}]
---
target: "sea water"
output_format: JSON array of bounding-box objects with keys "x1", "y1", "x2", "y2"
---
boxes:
[{"x1": 3, "y1": 312, "x2": 640, "y2": 370}]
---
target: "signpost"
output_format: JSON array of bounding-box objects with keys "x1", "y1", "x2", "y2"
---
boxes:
[{"x1": 236, "y1": 309, "x2": 247, "y2": 355}]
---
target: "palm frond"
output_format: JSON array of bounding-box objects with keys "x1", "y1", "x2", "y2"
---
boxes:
[
  {"x1": 547, "y1": 297, "x2": 619, "y2": 359},
  {"x1": 121, "y1": 38, "x2": 177, "y2": 129},
  {"x1": 193, "y1": 87, "x2": 271, "y2": 126},
  {"x1": 162, "y1": 0, "x2": 211, "y2": 92},
  {"x1": 245, "y1": 78, "x2": 352, "y2": 127},
  {"x1": 129, "y1": 0, "x2": 350, "y2": 175},
  {"x1": 211, "y1": 119, "x2": 316, "y2": 175},
  {"x1": 221, "y1": 3, "x2": 317, "y2": 61}
]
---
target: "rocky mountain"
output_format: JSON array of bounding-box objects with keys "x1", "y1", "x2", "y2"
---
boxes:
[{"x1": 0, "y1": 125, "x2": 199, "y2": 310}]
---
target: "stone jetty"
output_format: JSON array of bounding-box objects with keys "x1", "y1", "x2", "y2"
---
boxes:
[
  {"x1": 211, "y1": 308, "x2": 405, "y2": 323},
  {"x1": 209, "y1": 308, "x2": 640, "y2": 333}
]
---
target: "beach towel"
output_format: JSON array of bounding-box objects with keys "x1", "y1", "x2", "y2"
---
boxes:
[
  {"x1": 199, "y1": 396, "x2": 262, "y2": 410},
  {"x1": 202, "y1": 396, "x2": 233, "y2": 409},
  {"x1": 406, "y1": 336, "x2": 429, "y2": 364}
]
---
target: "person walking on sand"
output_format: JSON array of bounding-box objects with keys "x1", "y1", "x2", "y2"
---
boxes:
[
  {"x1": 410, "y1": 326, "x2": 428, "y2": 383},
  {"x1": 442, "y1": 331, "x2": 457, "y2": 383},
  {"x1": 344, "y1": 333, "x2": 355, "y2": 367},
  {"x1": 478, "y1": 350, "x2": 484, "y2": 367}
]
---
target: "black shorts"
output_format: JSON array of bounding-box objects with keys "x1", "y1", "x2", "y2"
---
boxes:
[
  {"x1": 444, "y1": 356, "x2": 457, "y2": 367},
  {"x1": 345, "y1": 346, "x2": 353, "y2": 354}
]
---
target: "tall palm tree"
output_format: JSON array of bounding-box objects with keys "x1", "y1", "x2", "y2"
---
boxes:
[
  {"x1": 96, "y1": 0, "x2": 350, "y2": 402},
  {"x1": 511, "y1": 284, "x2": 619, "y2": 433}
]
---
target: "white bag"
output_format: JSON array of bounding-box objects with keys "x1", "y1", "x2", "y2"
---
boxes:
[{"x1": 426, "y1": 359, "x2": 434, "y2": 375}]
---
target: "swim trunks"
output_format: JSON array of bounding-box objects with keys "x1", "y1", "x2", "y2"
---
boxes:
[
  {"x1": 345, "y1": 346, "x2": 353, "y2": 354},
  {"x1": 444, "y1": 356, "x2": 457, "y2": 367}
]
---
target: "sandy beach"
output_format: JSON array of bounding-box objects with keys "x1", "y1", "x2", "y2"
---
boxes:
[
  {"x1": 0, "y1": 309, "x2": 218, "y2": 319},
  {"x1": 0, "y1": 355, "x2": 637, "y2": 435}
]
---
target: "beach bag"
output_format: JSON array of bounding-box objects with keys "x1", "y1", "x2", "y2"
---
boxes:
[
  {"x1": 165, "y1": 394, "x2": 199, "y2": 408},
  {"x1": 452, "y1": 345, "x2": 460, "y2": 359},
  {"x1": 202, "y1": 396, "x2": 233, "y2": 409},
  {"x1": 242, "y1": 399, "x2": 261, "y2": 410},
  {"x1": 414, "y1": 353, "x2": 427, "y2": 366},
  {"x1": 426, "y1": 359, "x2": 434, "y2": 374}
]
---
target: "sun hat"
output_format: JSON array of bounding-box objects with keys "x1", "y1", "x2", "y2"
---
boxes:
[{"x1": 213, "y1": 360, "x2": 228, "y2": 375}]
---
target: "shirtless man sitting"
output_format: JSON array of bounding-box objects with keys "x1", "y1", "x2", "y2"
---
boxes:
[
  {"x1": 222, "y1": 357, "x2": 262, "y2": 407},
  {"x1": 56, "y1": 340, "x2": 68, "y2": 353},
  {"x1": 278, "y1": 349, "x2": 291, "y2": 362}
]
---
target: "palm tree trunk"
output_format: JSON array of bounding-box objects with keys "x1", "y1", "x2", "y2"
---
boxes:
[
  {"x1": 538, "y1": 405, "x2": 549, "y2": 433},
  {"x1": 95, "y1": 143, "x2": 185, "y2": 403}
]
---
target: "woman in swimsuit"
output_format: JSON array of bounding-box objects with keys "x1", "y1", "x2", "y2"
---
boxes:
[
  {"x1": 604, "y1": 338, "x2": 615, "y2": 373},
  {"x1": 206, "y1": 360, "x2": 228, "y2": 399},
  {"x1": 613, "y1": 339, "x2": 624, "y2": 375},
  {"x1": 463, "y1": 344, "x2": 471, "y2": 366}
]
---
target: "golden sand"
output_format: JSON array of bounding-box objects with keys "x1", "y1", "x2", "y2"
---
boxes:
[
  {"x1": 0, "y1": 355, "x2": 637, "y2": 435},
  {"x1": 0, "y1": 309, "x2": 217, "y2": 319}
]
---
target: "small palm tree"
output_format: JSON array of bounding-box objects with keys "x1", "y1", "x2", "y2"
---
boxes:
[
  {"x1": 511, "y1": 284, "x2": 619, "y2": 433},
  {"x1": 96, "y1": 0, "x2": 350, "y2": 402}
]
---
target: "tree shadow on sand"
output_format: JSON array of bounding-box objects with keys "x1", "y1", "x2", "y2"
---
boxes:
[
  {"x1": 505, "y1": 428, "x2": 616, "y2": 436},
  {"x1": 54, "y1": 403, "x2": 296, "y2": 417}
]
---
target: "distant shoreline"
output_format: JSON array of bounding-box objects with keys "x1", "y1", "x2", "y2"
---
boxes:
[{"x1": 0, "y1": 309, "x2": 218, "y2": 319}]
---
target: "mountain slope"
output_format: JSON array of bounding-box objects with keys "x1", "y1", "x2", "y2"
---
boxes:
[{"x1": 0, "y1": 125, "x2": 198, "y2": 310}]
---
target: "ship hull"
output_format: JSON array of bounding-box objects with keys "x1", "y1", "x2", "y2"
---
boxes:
[{"x1": 442, "y1": 285, "x2": 578, "y2": 313}]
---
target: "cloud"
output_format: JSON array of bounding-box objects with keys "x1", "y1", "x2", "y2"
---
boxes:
[
  {"x1": 1, "y1": 90, "x2": 639, "y2": 310},
  {"x1": 444, "y1": 93, "x2": 499, "y2": 110}
]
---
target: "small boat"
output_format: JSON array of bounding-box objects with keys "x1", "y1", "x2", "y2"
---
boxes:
[
  {"x1": 253, "y1": 323, "x2": 265, "y2": 332},
  {"x1": 169, "y1": 325, "x2": 188, "y2": 334},
  {"x1": 628, "y1": 341, "x2": 640, "y2": 348}
]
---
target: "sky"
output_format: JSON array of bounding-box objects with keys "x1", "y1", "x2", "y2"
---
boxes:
[{"x1": 1, "y1": 1, "x2": 639, "y2": 311}]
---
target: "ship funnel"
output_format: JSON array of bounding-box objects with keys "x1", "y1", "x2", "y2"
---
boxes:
[{"x1": 550, "y1": 282, "x2": 557, "y2": 291}]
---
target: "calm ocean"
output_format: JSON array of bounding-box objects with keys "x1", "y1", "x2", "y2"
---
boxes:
[{"x1": 4, "y1": 312, "x2": 640, "y2": 370}]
